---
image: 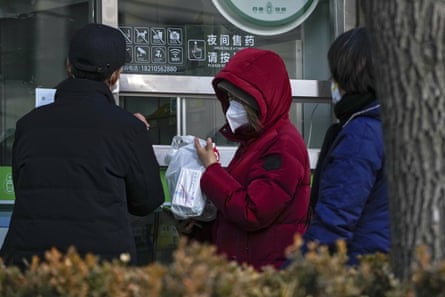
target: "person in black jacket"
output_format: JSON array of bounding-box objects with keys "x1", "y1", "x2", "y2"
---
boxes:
[{"x1": 0, "y1": 23, "x2": 165, "y2": 268}]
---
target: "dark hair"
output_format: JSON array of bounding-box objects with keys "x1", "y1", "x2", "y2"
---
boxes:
[
  {"x1": 328, "y1": 27, "x2": 375, "y2": 94},
  {"x1": 242, "y1": 100, "x2": 263, "y2": 133}
]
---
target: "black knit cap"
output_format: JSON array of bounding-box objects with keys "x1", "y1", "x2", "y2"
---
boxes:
[{"x1": 69, "y1": 23, "x2": 131, "y2": 77}]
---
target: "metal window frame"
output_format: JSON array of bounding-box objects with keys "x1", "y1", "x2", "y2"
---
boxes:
[
  {"x1": 119, "y1": 75, "x2": 330, "y2": 168},
  {"x1": 97, "y1": 0, "x2": 357, "y2": 168}
]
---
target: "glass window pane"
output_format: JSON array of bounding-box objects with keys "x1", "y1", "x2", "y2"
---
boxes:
[
  {"x1": 0, "y1": 1, "x2": 90, "y2": 166},
  {"x1": 121, "y1": 96, "x2": 177, "y2": 145},
  {"x1": 292, "y1": 101, "x2": 332, "y2": 149},
  {"x1": 117, "y1": 0, "x2": 332, "y2": 151},
  {"x1": 184, "y1": 97, "x2": 237, "y2": 146},
  {"x1": 117, "y1": 0, "x2": 333, "y2": 79},
  {"x1": 184, "y1": 98, "x2": 331, "y2": 149}
]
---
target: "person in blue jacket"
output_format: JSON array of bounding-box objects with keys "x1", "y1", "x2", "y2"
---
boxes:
[{"x1": 303, "y1": 27, "x2": 390, "y2": 265}]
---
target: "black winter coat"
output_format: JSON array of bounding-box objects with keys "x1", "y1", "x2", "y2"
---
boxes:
[{"x1": 0, "y1": 78, "x2": 165, "y2": 267}]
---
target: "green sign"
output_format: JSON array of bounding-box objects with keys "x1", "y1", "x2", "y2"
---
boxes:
[
  {"x1": 0, "y1": 166, "x2": 169, "y2": 204},
  {"x1": 160, "y1": 169, "x2": 170, "y2": 202},
  {"x1": 0, "y1": 166, "x2": 15, "y2": 203}
]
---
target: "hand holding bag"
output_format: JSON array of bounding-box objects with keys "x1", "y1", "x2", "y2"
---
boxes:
[{"x1": 165, "y1": 135, "x2": 217, "y2": 221}]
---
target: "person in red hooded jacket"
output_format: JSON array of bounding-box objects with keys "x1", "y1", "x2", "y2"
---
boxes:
[{"x1": 193, "y1": 48, "x2": 311, "y2": 270}]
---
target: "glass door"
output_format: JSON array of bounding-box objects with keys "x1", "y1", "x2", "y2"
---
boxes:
[
  {"x1": 0, "y1": 0, "x2": 91, "y2": 203},
  {"x1": 116, "y1": 0, "x2": 333, "y2": 154}
]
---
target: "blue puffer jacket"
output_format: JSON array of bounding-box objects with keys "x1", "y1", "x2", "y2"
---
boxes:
[{"x1": 303, "y1": 103, "x2": 389, "y2": 264}]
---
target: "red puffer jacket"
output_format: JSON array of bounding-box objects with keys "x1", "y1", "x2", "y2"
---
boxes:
[{"x1": 200, "y1": 48, "x2": 311, "y2": 270}]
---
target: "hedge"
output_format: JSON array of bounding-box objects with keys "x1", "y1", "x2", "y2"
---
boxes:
[{"x1": 0, "y1": 235, "x2": 442, "y2": 297}]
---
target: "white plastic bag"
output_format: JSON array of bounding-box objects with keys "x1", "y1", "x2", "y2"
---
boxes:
[{"x1": 165, "y1": 135, "x2": 217, "y2": 221}]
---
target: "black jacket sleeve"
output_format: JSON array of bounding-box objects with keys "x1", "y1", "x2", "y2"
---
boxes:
[{"x1": 126, "y1": 129, "x2": 165, "y2": 216}]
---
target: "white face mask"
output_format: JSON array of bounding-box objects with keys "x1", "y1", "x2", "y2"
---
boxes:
[
  {"x1": 226, "y1": 100, "x2": 249, "y2": 133},
  {"x1": 331, "y1": 81, "x2": 342, "y2": 104}
]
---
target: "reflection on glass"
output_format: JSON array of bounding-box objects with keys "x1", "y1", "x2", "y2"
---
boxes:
[
  {"x1": 118, "y1": 0, "x2": 303, "y2": 78},
  {"x1": 302, "y1": 102, "x2": 332, "y2": 149},
  {"x1": 184, "y1": 98, "x2": 236, "y2": 145},
  {"x1": 121, "y1": 96, "x2": 177, "y2": 145},
  {"x1": 117, "y1": 0, "x2": 332, "y2": 149},
  {"x1": 186, "y1": 98, "x2": 331, "y2": 148},
  {"x1": 121, "y1": 95, "x2": 331, "y2": 149},
  {"x1": 0, "y1": 1, "x2": 89, "y2": 166}
]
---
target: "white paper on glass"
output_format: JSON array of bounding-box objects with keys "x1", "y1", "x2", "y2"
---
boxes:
[{"x1": 35, "y1": 88, "x2": 56, "y2": 108}]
